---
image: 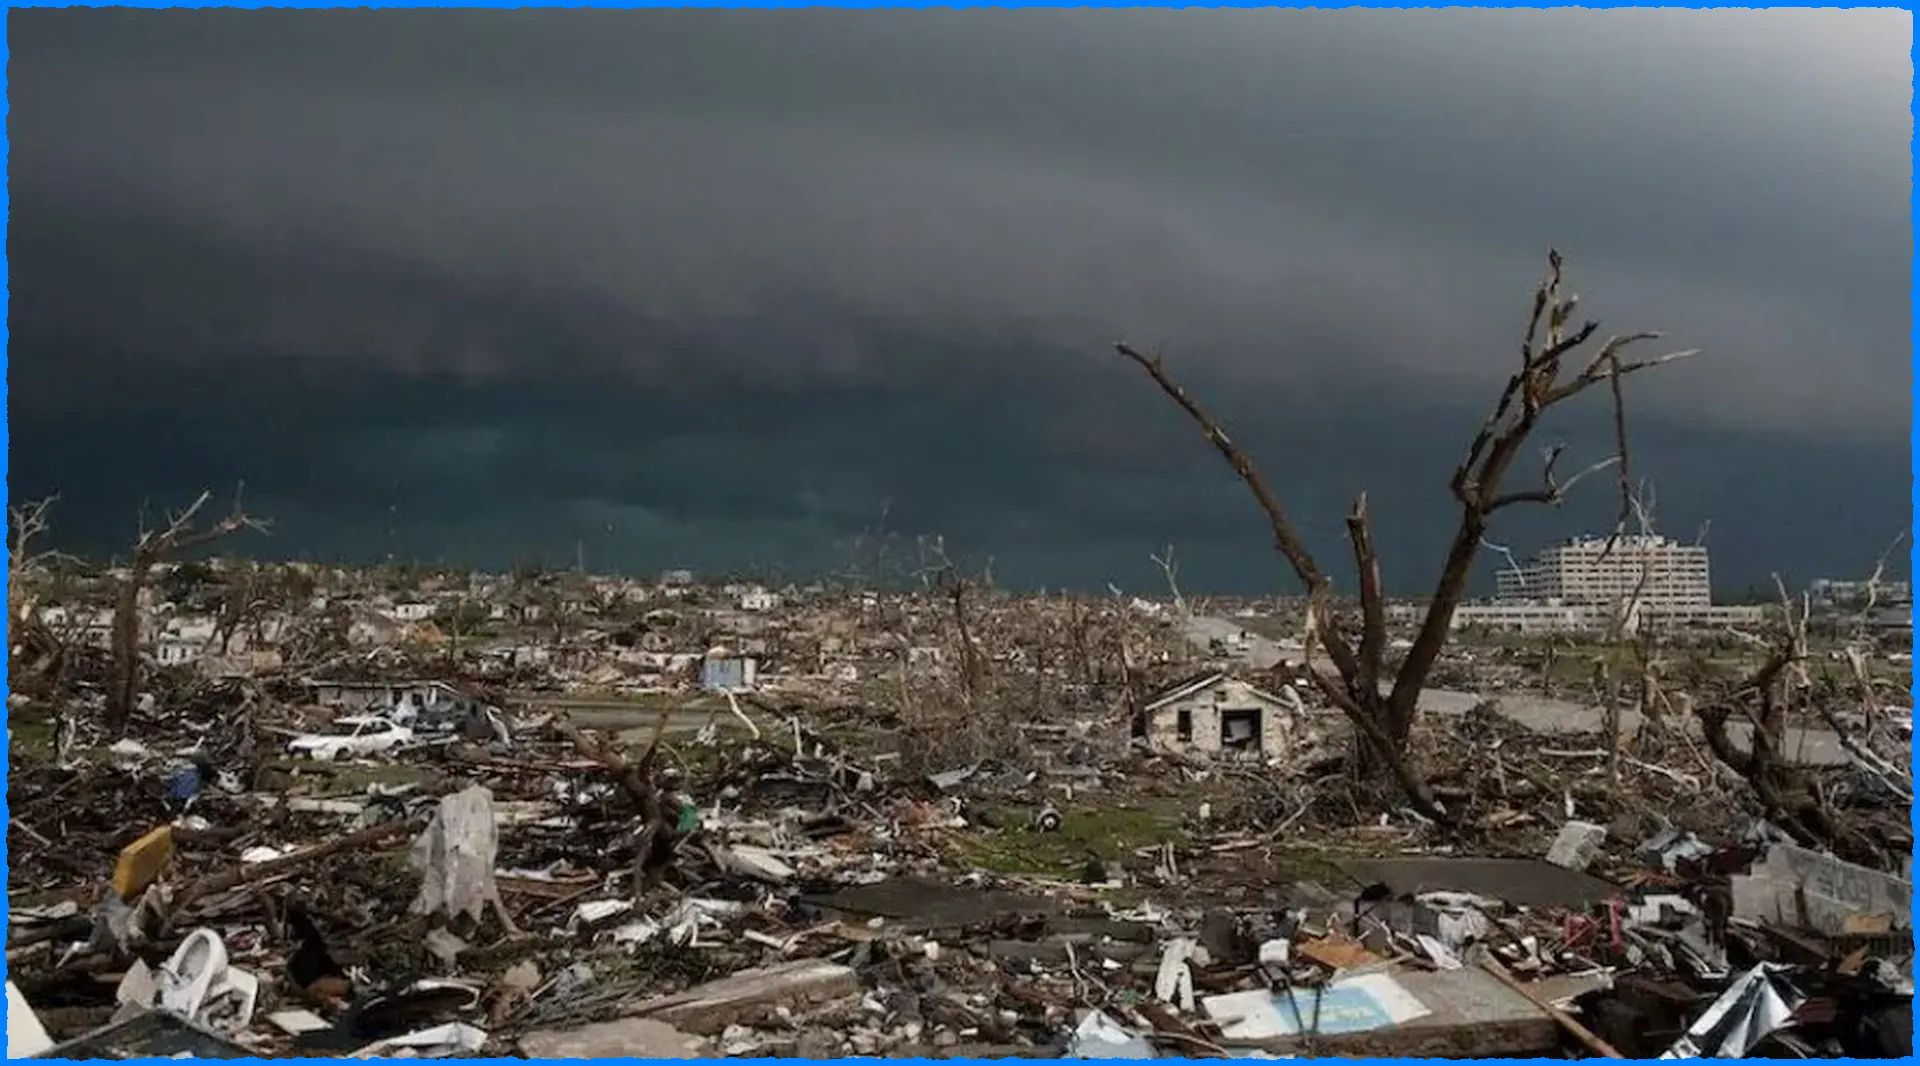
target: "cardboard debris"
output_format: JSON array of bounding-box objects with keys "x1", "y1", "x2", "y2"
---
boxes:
[{"x1": 1297, "y1": 935, "x2": 1381, "y2": 973}]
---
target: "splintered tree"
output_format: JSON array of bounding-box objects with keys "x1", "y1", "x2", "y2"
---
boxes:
[
  {"x1": 1117, "y1": 250, "x2": 1694, "y2": 820},
  {"x1": 107, "y1": 490, "x2": 269, "y2": 728}
]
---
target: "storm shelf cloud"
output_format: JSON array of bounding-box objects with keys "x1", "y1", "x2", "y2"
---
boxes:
[{"x1": 8, "y1": 7, "x2": 1912, "y2": 593}]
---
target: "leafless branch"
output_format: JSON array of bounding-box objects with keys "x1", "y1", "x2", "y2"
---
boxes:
[
  {"x1": 1117, "y1": 249, "x2": 1694, "y2": 822},
  {"x1": 1485, "y1": 450, "x2": 1619, "y2": 513},
  {"x1": 1149, "y1": 544, "x2": 1187, "y2": 617},
  {"x1": 108, "y1": 487, "x2": 270, "y2": 728},
  {"x1": 1113, "y1": 341, "x2": 1362, "y2": 686}
]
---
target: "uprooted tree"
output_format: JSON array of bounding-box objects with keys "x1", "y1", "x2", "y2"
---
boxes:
[
  {"x1": 107, "y1": 489, "x2": 269, "y2": 729},
  {"x1": 1118, "y1": 249, "x2": 1695, "y2": 822}
]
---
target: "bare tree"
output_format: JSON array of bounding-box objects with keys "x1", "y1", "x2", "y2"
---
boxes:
[
  {"x1": 862, "y1": 532, "x2": 1170, "y2": 773},
  {"x1": 8, "y1": 497, "x2": 81, "y2": 697},
  {"x1": 1150, "y1": 544, "x2": 1189, "y2": 619},
  {"x1": 1571, "y1": 486, "x2": 1737, "y2": 797},
  {"x1": 1117, "y1": 250, "x2": 1694, "y2": 819},
  {"x1": 208, "y1": 561, "x2": 270, "y2": 657},
  {"x1": 1688, "y1": 581, "x2": 1840, "y2": 848},
  {"x1": 1685, "y1": 550, "x2": 1912, "y2": 866},
  {"x1": 107, "y1": 490, "x2": 269, "y2": 728},
  {"x1": 917, "y1": 535, "x2": 984, "y2": 702},
  {"x1": 8, "y1": 497, "x2": 58, "y2": 610}
]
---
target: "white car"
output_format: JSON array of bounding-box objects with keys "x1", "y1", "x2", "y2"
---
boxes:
[{"x1": 288, "y1": 716, "x2": 415, "y2": 762}]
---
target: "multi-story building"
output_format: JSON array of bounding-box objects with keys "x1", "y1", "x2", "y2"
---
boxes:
[
  {"x1": 1457, "y1": 534, "x2": 1759, "y2": 634},
  {"x1": 1492, "y1": 535, "x2": 1711, "y2": 609}
]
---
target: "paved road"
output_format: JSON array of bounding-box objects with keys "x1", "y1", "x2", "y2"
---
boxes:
[{"x1": 1181, "y1": 615, "x2": 1861, "y2": 767}]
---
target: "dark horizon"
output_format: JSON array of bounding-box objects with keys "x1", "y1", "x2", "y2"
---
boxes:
[{"x1": 10, "y1": 9, "x2": 1911, "y2": 597}]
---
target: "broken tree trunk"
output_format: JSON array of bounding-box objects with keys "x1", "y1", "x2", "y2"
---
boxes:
[
  {"x1": 1116, "y1": 249, "x2": 1696, "y2": 820},
  {"x1": 107, "y1": 490, "x2": 267, "y2": 729},
  {"x1": 552, "y1": 713, "x2": 682, "y2": 882}
]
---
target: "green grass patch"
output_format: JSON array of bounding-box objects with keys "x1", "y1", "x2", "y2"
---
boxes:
[
  {"x1": 256, "y1": 758, "x2": 438, "y2": 793},
  {"x1": 947, "y1": 802, "x2": 1190, "y2": 877},
  {"x1": 8, "y1": 708, "x2": 57, "y2": 757},
  {"x1": 1261, "y1": 840, "x2": 1403, "y2": 885}
]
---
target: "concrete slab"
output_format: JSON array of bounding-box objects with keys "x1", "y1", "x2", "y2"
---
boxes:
[
  {"x1": 621, "y1": 959, "x2": 860, "y2": 1035},
  {"x1": 1732, "y1": 843, "x2": 1914, "y2": 936},
  {"x1": 986, "y1": 938, "x2": 1151, "y2": 966},
  {"x1": 1545, "y1": 821, "x2": 1608, "y2": 871},
  {"x1": 520, "y1": 1017, "x2": 706, "y2": 1058},
  {"x1": 1765, "y1": 843, "x2": 1911, "y2": 925}
]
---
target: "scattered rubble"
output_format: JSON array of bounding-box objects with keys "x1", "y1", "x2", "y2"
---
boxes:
[{"x1": 6, "y1": 566, "x2": 1912, "y2": 1058}]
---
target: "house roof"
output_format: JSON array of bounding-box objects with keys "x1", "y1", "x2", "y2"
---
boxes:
[{"x1": 1143, "y1": 670, "x2": 1294, "y2": 713}]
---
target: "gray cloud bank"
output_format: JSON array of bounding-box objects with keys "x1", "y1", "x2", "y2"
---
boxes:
[{"x1": 9, "y1": 9, "x2": 1912, "y2": 591}]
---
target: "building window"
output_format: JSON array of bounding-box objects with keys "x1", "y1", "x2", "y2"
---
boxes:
[{"x1": 1176, "y1": 709, "x2": 1193, "y2": 742}]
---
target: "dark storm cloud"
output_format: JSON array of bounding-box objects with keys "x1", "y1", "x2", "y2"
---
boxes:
[{"x1": 7, "y1": 8, "x2": 1911, "y2": 590}]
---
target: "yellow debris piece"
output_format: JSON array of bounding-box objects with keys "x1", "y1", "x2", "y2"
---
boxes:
[{"x1": 113, "y1": 825, "x2": 176, "y2": 901}]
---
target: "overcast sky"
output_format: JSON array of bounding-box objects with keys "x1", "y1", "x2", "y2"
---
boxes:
[{"x1": 9, "y1": 9, "x2": 1912, "y2": 592}]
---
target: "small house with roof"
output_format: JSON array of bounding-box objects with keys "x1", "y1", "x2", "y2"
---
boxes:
[{"x1": 1140, "y1": 671, "x2": 1303, "y2": 761}]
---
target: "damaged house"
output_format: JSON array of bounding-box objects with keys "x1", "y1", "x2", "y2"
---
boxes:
[
  {"x1": 1140, "y1": 671, "x2": 1304, "y2": 761},
  {"x1": 700, "y1": 648, "x2": 760, "y2": 692},
  {"x1": 307, "y1": 679, "x2": 485, "y2": 719}
]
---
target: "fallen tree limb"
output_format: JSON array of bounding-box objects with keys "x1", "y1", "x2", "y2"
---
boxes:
[
  {"x1": 168, "y1": 818, "x2": 417, "y2": 929},
  {"x1": 550, "y1": 712, "x2": 670, "y2": 824},
  {"x1": 1481, "y1": 958, "x2": 1624, "y2": 1059},
  {"x1": 551, "y1": 711, "x2": 682, "y2": 885}
]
